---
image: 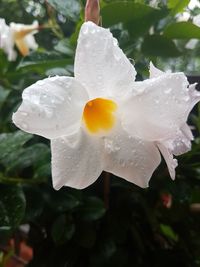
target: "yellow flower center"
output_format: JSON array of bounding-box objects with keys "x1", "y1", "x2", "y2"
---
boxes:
[{"x1": 83, "y1": 98, "x2": 117, "y2": 134}]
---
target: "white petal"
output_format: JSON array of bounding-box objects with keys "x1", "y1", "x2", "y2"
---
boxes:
[
  {"x1": 149, "y1": 62, "x2": 164, "y2": 78},
  {"x1": 181, "y1": 123, "x2": 194, "y2": 141},
  {"x1": 24, "y1": 34, "x2": 38, "y2": 50},
  {"x1": 51, "y1": 130, "x2": 103, "y2": 190},
  {"x1": 121, "y1": 72, "x2": 200, "y2": 141},
  {"x1": 12, "y1": 77, "x2": 89, "y2": 139},
  {"x1": 0, "y1": 18, "x2": 16, "y2": 61},
  {"x1": 103, "y1": 126, "x2": 161, "y2": 188},
  {"x1": 157, "y1": 143, "x2": 178, "y2": 180},
  {"x1": 162, "y1": 123, "x2": 193, "y2": 156},
  {"x1": 74, "y1": 22, "x2": 136, "y2": 99},
  {"x1": 10, "y1": 20, "x2": 39, "y2": 34}
]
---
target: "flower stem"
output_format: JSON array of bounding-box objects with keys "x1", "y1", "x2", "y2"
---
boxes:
[{"x1": 0, "y1": 173, "x2": 46, "y2": 185}]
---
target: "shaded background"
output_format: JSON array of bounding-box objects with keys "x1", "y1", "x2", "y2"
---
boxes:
[{"x1": 0, "y1": 0, "x2": 200, "y2": 266}]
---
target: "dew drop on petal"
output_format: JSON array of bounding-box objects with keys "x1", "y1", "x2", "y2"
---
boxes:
[
  {"x1": 45, "y1": 109, "x2": 53, "y2": 118},
  {"x1": 90, "y1": 28, "x2": 96, "y2": 34},
  {"x1": 83, "y1": 27, "x2": 88, "y2": 35},
  {"x1": 183, "y1": 96, "x2": 190, "y2": 102},
  {"x1": 164, "y1": 88, "x2": 172, "y2": 94},
  {"x1": 20, "y1": 111, "x2": 28, "y2": 117}
]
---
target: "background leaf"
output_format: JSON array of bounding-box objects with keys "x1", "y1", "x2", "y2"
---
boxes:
[
  {"x1": 164, "y1": 22, "x2": 200, "y2": 39},
  {"x1": 46, "y1": 0, "x2": 81, "y2": 20},
  {"x1": 141, "y1": 35, "x2": 181, "y2": 57}
]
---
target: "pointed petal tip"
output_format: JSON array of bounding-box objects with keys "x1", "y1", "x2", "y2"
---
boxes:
[
  {"x1": 149, "y1": 62, "x2": 164, "y2": 79},
  {"x1": 52, "y1": 178, "x2": 63, "y2": 191}
]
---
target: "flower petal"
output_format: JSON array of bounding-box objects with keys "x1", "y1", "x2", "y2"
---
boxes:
[
  {"x1": 24, "y1": 34, "x2": 38, "y2": 50},
  {"x1": 157, "y1": 142, "x2": 178, "y2": 180},
  {"x1": 12, "y1": 77, "x2": 89, "y2": 139},
  {"x1": 121, "y1": 72, "x2": 200, "y2": 141},
  {"x1": 74, "y1": 21, "x2": 136, "y2": 99},
  {"x1": 103, "y1": 126, "x2": 161, "y2": 188},
  {"x1": 149, "y1": 61, "x2": 164, "y2": 78},
  {"x1": 10, "y1": 21, "x2": 39, "y2": 35},
  {"x1": 51, "y1": 130, "x2": 103, "y2": 190},
  {"x1": 0, "y1": 18, "x2": 16, "y2": 61},
  {"x1": 162, "y1": 123, "x2": 193, "y2": 156}
]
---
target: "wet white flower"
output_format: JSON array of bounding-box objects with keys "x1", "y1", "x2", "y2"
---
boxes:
[
  {"x1": 12, "y1": 22, "x2": 200, "y2": 190},
  {"x1": 0, "y1": 19, "x2": 38, "y2": 61}
]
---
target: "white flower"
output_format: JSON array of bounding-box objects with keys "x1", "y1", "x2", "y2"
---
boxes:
[
  {"x1": 0, "y1": 18, "x2": 16, "y2": 61},
  {"x1": 0, "y1": 19, "x2": 38, "y2": 61},
  {"x1": 12, "y1": 22, "x2": 200, "y2": 190}
]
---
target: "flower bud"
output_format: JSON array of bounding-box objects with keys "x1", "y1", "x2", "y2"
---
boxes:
[{"x1": 85, "y1": 0, "x2": 100, "y2": 25}]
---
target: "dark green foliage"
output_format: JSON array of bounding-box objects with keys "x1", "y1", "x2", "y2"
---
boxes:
[{"x1": 0, "y1": 0, "x2": 200, "y2": 266}]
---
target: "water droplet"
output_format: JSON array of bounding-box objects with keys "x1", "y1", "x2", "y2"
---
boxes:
[
  {"x1": 90, "y1": 28, "x2": 96, "y2": 34},
  {"x1": 20, "y1": 111, "x2": 28, "y2": 116},
  {"x1": 183, "y1": 96, "x2": 190, "y2": 102},
  {"x1": 105, "y1": 139, "x2": 114, "y2": 153},
  {"x1": 83, "y1": 27, "x2": 88, "y2": 35},
  {"x1": 164, "y1": 88, "x2": 172, "y2": 94},
  {"x1": 41, "y1": 94, "x2": 47, "y2": 101},
  {"x1": 119, "y1": 159, "x2": 125, "y2": 167}
]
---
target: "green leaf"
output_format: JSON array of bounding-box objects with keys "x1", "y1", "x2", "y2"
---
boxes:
[
  {"x1": 160, "y1": 224, "x2": 178, "y2": 242},
  {"x1": 0, "y1": 132, "x2": 32, "y2": 163},
  {"x1": 101, "y1": 2, "x2": 168, "y2": 37},
  {"x1": 0, "y1": 131, "x2": 36, "y2": 174},
  {"x1": 0, "y1": 50, "x2": 9, "y2": 74},
  {"x1": 51, "y1": 215, "x2": 75, "y2": 245},
  {"x1": 164, "y1": 22, "x2": 200, "y2": 39},
  {"x1": 54, "y1": 39, "x2": 75, "y2": 56},
  {"x1": 141, "y1": 35, "x2": 181, "y2": 57},
  {"x1": 168, "y1": 0, "x2": 190, "y2": 15},
  {"x1": 46, "y1": 0, "x2": 81, "y2": 20},
  {"x1": 0, "y1": 86, "x2": 10, "y2": 109},
  {"x1": 50, "y1": 190, "x2": 81, "y2": 212},
  {"x1": 24, "y1": 187, "x2": 44, "y2": 221},
  {"x1": 78, "y1": 197, "x2": 106, "y2": 221},
  {"x1": 17, "y1": 51, "x2": 72, "y2": 72},
  {"x1": 45, "y1": 67, "x2": 71, "y2": 76},
  {"x1": 3, "y1": 143, "x2": 50, "y2": 173},
  {"x1": 0, "y1": 185, "x2": 26, "y2": 229}
]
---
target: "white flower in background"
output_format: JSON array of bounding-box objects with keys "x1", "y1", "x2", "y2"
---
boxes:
[
  {"x1": 0, "y1": 18, "x2": 16, "y2": 61},
  {"x1": 12, "y1": 22, "x2": 200, "y2": 190},
  {"x1": 0, "y1": 19, "x2": 39, "y2": 61},
  {"x1": 185, "y1": 14, "x2": 200, "y2": 49}
]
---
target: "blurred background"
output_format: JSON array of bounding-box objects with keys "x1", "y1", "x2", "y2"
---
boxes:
[{"x1": 0, "y1": 0, "x2": 200, "y2": 266}]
